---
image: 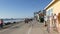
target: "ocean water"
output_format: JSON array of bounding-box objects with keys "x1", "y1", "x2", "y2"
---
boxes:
[{"x1": 3, "y1": 19, "x2": 24, "y2": 23}]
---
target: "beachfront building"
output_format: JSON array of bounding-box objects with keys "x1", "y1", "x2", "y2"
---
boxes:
[
  {"x1": 44, "y1": 0, "x2": 60, "y2": 32},
  {"x1": 34, "y1": 10, "x2": 45, "y2": 22},
  {"x1": 34, "y1": 12, "x2": 39, "y2": 21}
]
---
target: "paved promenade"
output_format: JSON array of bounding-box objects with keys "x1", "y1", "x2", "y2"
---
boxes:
[{"x1": 0, "y1": 20, "x2": 58, "y2": 34}]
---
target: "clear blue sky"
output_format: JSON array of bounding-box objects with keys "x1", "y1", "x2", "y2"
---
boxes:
[{"x1": 0, "y1": 0, "x2": 52, "y2": 18}]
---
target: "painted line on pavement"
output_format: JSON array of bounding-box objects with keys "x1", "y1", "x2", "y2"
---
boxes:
[{"x1": 27, "y1": 25, "x2": 32, "y2": 34}]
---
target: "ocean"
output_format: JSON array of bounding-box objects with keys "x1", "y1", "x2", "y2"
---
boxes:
[{"x1": 3, "y1": 19, "x2": 24, "y2": 23}]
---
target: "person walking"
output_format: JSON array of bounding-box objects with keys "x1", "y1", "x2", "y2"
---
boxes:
[
  {"x1": 25, "y1": 18, "x2": 28, "y2": 23},
  {"x1": 0, "y1": 19, "x2": 3, "y2": 29},
  {"x1": 53, "y1": 14, "x2": 57, "y2": 29},
  {"x1": 57, "y1": 13, "x2": 60, "y2": 33},
  {"x1": 44, "y1": 16, "x2": 47, "y2": 27}
]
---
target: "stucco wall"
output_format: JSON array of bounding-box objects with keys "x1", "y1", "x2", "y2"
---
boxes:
[
  {"x1": 46, "y1": 1, "x2": 60, "y2": 15},
  {"x1": 53, "y1": 1, "x2": 60, "y2": 14}
]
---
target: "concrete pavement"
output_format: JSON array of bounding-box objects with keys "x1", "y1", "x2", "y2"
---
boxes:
[{"x1": 0, "y1": 20, "x2": 59, "y2": 34}]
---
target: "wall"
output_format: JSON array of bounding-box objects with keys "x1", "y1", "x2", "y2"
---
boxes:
[
  {"x1": 46, "y1": 1, "x2": 60, "y2": 15},
  {"x1": 53, "y1": 1, "x2": 60, "y2": 14}
]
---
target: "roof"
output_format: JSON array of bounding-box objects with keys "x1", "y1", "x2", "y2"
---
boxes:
[{"x1": 44, "y1": 0, "x2": 59, "y2": 10}]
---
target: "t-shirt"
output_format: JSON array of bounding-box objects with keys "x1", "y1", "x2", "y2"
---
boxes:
[
  {"x1": 44, "y1": 16, "x2": 47, "y2": 21},
  {"x1": 0, "y1": 19, "x2": 3, "y2": 24},
  {"x1": 0, "y1": 20, "x2": 2, "y2": 24},
  {"x1": 58, "y1": 13, "x2": 60, "y2": 24},
  {"x1": 54, "y1": 16, "x2": 57, "y2": 19}
]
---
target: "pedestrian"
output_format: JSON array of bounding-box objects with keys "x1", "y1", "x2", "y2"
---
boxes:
[
  {"x1": 47, "y1": 16, "x2": 50, "y2": 33},
  {"x1": 25, "y1": 18, "x2": 28, "y2": 23},
  {"x1": 53, "y1": 14, "x2": 57, "y2": 28},
  {"x1": 57, "y1": 13, "x2": 60, "y2": 33},
  {"x1": 44, "y1": 16, "x2": 47, "y2": 27},
  {"x1": 0, "y1": 19, "x2": 3, "y2": 29}
]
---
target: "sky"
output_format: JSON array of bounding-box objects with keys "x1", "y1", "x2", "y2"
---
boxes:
[{"x1": 0, "y1": 0, "x2": 52, "y2": 18}]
